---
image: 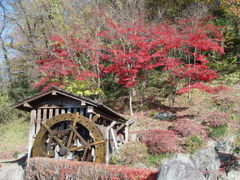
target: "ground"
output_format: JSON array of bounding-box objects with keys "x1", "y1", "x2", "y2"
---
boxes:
[{"x1": 0, "y1": 118, "x2": 29, "y2": 161}]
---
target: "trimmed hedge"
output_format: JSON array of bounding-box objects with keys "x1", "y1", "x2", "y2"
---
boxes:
[{"x1": 26, "y1": 157, "x2": 158, "y2": 180}]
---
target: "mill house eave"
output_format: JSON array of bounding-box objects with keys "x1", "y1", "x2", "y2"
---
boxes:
[{"x1": 12, "y1": 86, "x2": 127, "y2": 123}]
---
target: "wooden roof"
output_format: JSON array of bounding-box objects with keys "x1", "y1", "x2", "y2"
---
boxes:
[{"x1": 13, "y1": 87, "x2": 127, "y2": 123}]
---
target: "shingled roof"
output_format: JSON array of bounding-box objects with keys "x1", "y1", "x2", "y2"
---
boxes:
[{"x1": 13, "y1": 87, "x2": 127, "y2": 123}]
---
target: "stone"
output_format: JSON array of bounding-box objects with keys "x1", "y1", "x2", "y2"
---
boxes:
[
  {"x1": 215, "y1": 140, "x2": 235, "y2": 154},
  {"x1": 157, "y1": 160, "x2": 205, "y2": 180},
  {"x1": 226, "y1": 170, "x2": 240, "y2": 180},
  {"x1": 218, "y1": 170, "x2": 240, "y2": 180},
  {"x1": 191, "y1": 147, "x2": 220, "y2": 180},
  {"x1": 192, "y1": 148, "x2": 220, "y2": 172},
  {"x1": 157, "y1": 153, "x2": 205, "y2": 180},
  {"x1": 0, "y1": 164, "x2": 25, "y2": 180}
]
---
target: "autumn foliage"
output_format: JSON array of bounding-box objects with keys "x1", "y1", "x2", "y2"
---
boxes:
[
  {"x1": 139, "y1": 130, "x2": 182, "y2": 154},
  {"x1": 35, "y1": 16, "x2": 225, "y2": 108},
  {"x1": 26, "y1": 157, "x2": 158, "y2": 180},
  {"x1": 170, "y1": 119, "x2": 207, "y2": 138}
]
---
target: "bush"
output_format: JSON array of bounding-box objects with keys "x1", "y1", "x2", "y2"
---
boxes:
[
  {"x1": 170, "y1": 119, "x2": 207, "y2": 137},
  {"x1": 27, "y1": 158, "x2": 158, "y2": 180},
  {"x1": 202, "y1": 112, "x2": 230, "y2": 128},
  {"x1": 110, "y1": 142, "x2": 148, "y2": 166},
  {"x1": 208, "y1": 124, "x2": 228, "y2": 139},
  {"x1": 183, "y1": 135, "x2": 203, "y2": 154},
  {"x1": 146, "y1": 153, "x2": 172, "y2": 168},
  {"x1": 0, "y1": 92, "x2": 17, "y2": 124},
  {"x1": 139, "y1": 130, "x2": 182, "y2": 154}
]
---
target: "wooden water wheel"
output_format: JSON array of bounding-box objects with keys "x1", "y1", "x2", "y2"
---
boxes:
[{"x1": 31, "y1": 113, "x2": 105, "y2": 163}]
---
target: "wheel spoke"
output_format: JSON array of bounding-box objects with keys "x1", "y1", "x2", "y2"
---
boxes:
[
  {"x1": 69, "y1": 125, "x2": 90, "y2": 147},
  {"x1": 67, "y1": 113, "x2": 79, "y2": 147},
  {"x1": 69, "y1": 140, "x2": 105, "y2": 151},
  {"x1": 41, "y1": 122, "x2": 66, "y2": 148}
]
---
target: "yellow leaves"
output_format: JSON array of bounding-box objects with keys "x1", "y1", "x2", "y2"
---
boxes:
[
  {"x1": 219, "y1": 0, "x2": 240, "y2": 17},
  {"x1": 64, "y1": 79, "x2": 104, "y2": 97}
]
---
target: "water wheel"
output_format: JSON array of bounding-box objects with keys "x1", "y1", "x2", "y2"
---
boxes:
[{"x1": 31, "y1": 113, "x2": 105, "y2": 163}]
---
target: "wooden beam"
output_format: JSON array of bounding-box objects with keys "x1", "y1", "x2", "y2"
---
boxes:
[
  {"x1": 105, "y1": 121, "x2": 116, "y2": 164},
  {"x1": 41, "y1": 122, "x2": 65, "y2": 148},
  {"x1": 110, "y1": 128, "x2": 119, "y2": 152},
  {"x1": 69, "y1": 140, "x2": 105, "y2": 151}
]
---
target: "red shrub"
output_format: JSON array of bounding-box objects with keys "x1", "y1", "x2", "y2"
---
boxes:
[
  {"x1": 170, "y1": 119, "x2": 207, "y2": 138},
  {"x1": 202, "y1": 112, "x2": 230, "y2": 127},
  {"x1": 26, "y1": 157, "x2": 158, "y2": 180},
  {"x1": 139, "y1": 130, "x2": 182, "y2": 154}
]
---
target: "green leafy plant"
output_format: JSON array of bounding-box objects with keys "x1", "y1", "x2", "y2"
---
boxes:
[
  {"x1": 209, "y1": 124, "x2": 228, "y2": 139},
  {"x1": 184, "y1": 135, "x2": 203, "y2": 154},
  {"x1": 146, "y1": 153, "x2": 172, "y2": 168}
]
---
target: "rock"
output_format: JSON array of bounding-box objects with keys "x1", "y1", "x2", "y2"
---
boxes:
[
  {"x1": 215, "y1": 140, "x2": 235, "y2": 154},
  {"x1": 158, "y1": 153, "x2": 205, "y2": 180},
  {"x1": 191, "y1": 148, "x2": 220, "y2": 180},
  {"x1": 226, "y1": 170, "x2": 240, "y2": 180},
  {"x1": 191, "y1": 148, "x2": 220, "y2": 172},
  {"x1": 0, "y1": 164, "x2": 25, "y2": 180},
  {"x1": 154, "y1": 112, "x2": 176, "y2": 121},
  {"x1": 218, "y1": 170, "x2": 240, "y2": 180}
]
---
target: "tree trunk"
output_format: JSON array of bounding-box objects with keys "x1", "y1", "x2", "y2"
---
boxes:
[{"x1": 129, "y1": 88, "x2": 134, "y2": 117}]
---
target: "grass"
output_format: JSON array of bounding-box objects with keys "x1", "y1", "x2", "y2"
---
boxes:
[
  {"x1": 146, "y1": 153, "x2": 173, "y2": 168},
  {"x1": 208, "y1": 124, "x2": 228, "y2": 139},
  {"x1": 0, "y1": 117, "x2": 29, "y2": 159}
]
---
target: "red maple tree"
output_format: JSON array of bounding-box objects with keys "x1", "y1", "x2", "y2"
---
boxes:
[
  {"x1": 98, "y1": 17, "x2": 225, "y2": 109},
  {"x1": 35, "y1": 16, "x2": 225, "y2": 112}
]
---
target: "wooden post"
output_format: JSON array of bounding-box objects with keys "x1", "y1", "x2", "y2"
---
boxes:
[
  {"x1": 61, "y1": 108, "x2": 65, "y2": 114},
  {"x1": 110, "y1": 128, "x2": 119, "y2": 152},
  {"x1": 27, "y1": 109, "x2": 36, "y2": 164},
  {"x1": 55, "y1": 109, "x2": 59, "y2": 116},
  {"x1": 125, "y1": 125, "x2": 129, "y2": 143},
  {"x1": 105, "y1": 121, "x2": 116, "y2": 164},
  {"x1": 43, "y1": 109, "x2": 47, "y2": 123},
  {"x1": 36, "y1": 109, "x2": 41, "y2": 133},
  {"x1": 49, "y1": 109, "x2": 53, "y2": 119}
]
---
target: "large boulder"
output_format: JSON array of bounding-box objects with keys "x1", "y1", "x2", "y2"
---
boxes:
[
  {"x1": 0, "y1": 164, "x2": 25, "y2": 180},
  {"x1": 157, "y1": 153, "x2": 205, "y2": 180},
  {"x1": 191, "y1": 147, "x2": 221, "y2": 180}
]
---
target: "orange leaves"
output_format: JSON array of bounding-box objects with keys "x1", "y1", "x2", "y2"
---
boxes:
[{"x1": 27, "y1": 157, "x2": 158, "y2": 180}]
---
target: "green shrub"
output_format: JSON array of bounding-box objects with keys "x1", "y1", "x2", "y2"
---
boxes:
[
  {"x1": 208, "y1": 124, "x2": 228, "y2": 139},
  {"x1": 231, "y1": 114, "x2": 239, "y2": 121},
  {"x1": 183, "y1": 135, "x2": 203, "y2": 154},
  {"x1": 146, "y1": 153, "x2": 172, "y2": 168},
  {"x1": 109, "y1": 142, "x2": 148, "y2": 166},
  {"x1": 0, "y1": 92, "x2": 17, "y2": 124},
  {"x1": 233, "y1": 136, "x2": 240, "y2": 146}
]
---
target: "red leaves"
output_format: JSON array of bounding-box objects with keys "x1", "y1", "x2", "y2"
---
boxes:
[
  {"x1": 170, "y1": 119, "x2": 207, "y2": 138},
  {"x1": 28, "y1": 158, "x2": 158, "y2": 180},
  {"x1": 35, "y1": 16, "x2": 224, "y2": 95},
  {"x1": 99, "y1": 17, "x2": 224, "y2": 91},
  {"x1": 177, "y1": 83, "x2": 227, "y2": 94},
  {"x1": 139, "y1": 130, "x2": 182, "y2": 154}
]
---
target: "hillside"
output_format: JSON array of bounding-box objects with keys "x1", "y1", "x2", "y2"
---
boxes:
[{"x1": 1, "y1": 83, "x2": 239, "y2": 164}]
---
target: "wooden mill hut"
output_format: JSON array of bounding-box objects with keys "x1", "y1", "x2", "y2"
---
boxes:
[{"x1": 13, "y1": 87, "x2": 133, "y2": 163}]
